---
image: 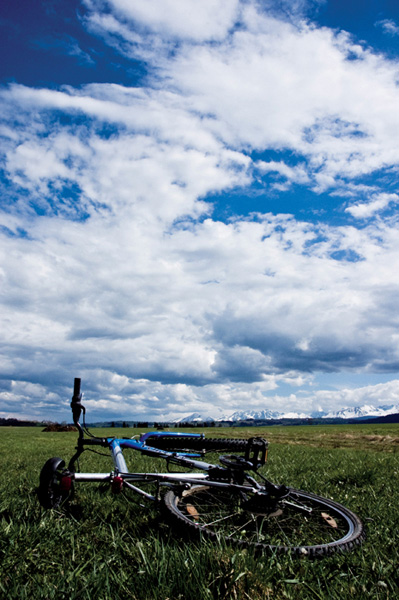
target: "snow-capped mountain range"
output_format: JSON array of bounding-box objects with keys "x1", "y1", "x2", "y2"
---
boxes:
[
  {"x1": 322, "y1": 404, "x2": 399, "y2": 420},
  {"x1": 174, "y1": 403, "x2": 399, "y2": 423}
]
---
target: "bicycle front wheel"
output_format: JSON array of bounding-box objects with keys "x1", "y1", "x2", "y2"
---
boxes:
[{"x1": 164, "y1": 485, "x2": 364, "y2": 556}]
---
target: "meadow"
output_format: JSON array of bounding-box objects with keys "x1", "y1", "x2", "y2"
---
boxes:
[{"x1": 0, "y1": 423, "x2": 398, "y2": 599}]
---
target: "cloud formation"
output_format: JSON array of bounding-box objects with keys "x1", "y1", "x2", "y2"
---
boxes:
[
  {"x1": 376, "y1": 18, "x2": 399, "y2": 37},
  {"x1": 1, "y1": 0, "x2": 399, "y2": 421}
]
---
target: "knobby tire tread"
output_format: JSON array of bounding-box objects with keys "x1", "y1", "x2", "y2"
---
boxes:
[
  {"x1": 145, "y1": 436, "x2": 250, "y2": 452},
  {"x1": 163, "y1": 485, "x2": 364, "y2": 557}
]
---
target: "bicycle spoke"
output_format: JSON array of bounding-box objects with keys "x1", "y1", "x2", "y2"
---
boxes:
[
  {"x1": 225, "y1": 516, "x2": 257, "y2": 540},
  {"x1": 202, "y1": 511, "x2": 242, "y2": 528},
  {"x1": 172, "y1": 485, "x2": 360, "y2": 551}
]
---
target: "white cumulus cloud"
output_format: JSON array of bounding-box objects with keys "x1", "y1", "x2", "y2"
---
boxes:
[{"x1": 1, "y1": 0, "x2": 399, "y2": 420}]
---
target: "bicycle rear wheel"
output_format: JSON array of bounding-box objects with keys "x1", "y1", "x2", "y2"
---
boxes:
[{"x1": 164, "y1": 485, "x2": 364, "y2": 556}]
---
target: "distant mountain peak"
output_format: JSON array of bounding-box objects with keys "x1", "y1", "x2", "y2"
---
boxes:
[{"x1": 173, "y1": 412, "x2": 215, "y2": 423}]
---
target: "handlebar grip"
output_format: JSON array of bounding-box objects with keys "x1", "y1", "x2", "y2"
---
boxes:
[
  {"x1": 72, "y1": 377, "x2": 81, "y2": 402},
  {"x1": 71, "y1": 377, "x2": 83, "y2": 424}
]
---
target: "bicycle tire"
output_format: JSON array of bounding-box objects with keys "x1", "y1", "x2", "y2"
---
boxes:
[
  {"x1": 145, "y1": 436, "x2": 251, "y2": 453},
  {"x1": 164, "y1": 485, "x2": 364, "y2": 556},
  {"x1": 38, "y1": 457, "x2": 74, "y2": 509}
]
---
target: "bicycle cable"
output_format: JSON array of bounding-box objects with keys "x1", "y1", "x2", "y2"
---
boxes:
[
  {"x1": 85, "y1": 448, "x2": 110, "y2": 458},
  {"x1": 81, "y1": 408, "x2": 104, "y2": 440}
]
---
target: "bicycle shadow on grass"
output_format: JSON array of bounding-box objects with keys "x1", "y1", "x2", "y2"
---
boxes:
[{"x1": 37, "y1": 484, "x2": 181, "y2": 544}]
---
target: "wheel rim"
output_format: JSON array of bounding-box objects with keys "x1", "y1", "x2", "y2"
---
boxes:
[
  {"x1": 38, "y1": 458, "x2": 73, "y2": 509},
  {"x1": 172, "y1": 486, "x2": 362, "y2": 553}
]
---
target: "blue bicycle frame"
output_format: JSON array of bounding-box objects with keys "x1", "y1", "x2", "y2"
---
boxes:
[
  {"x1": 67, "y1": 378, "x2": 264, "y2": 500},
  {"x1": 38, "y1": 378, "x2": 364, "y2": 557}
]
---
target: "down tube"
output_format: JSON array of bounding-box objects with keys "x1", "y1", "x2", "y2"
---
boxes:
[{"x1": 110, "y1": 439, "x2": 129, "y2": 473}]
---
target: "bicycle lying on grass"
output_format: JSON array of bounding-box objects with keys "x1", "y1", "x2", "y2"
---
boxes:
[{"x1": 38, "y1": 379, "x2": 364, "y2": 557}]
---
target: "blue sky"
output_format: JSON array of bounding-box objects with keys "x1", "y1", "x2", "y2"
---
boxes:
[{"x1": 1, "y1": 0, "x2": 399, "y2": 422}]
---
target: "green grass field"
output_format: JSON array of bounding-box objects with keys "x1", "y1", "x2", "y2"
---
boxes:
[{"x1": 1, "y1": 423, "x2": 398, "y2": 599}]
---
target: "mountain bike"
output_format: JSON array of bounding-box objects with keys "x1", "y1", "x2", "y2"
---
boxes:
[{"x1": 38, "y1": 378, "x2": 364, "y2": 557}]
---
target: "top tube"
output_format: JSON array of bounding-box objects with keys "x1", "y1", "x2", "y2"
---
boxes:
[
  {"x1": 108, "y1": 437, "x2": 214, "y2": 471},
  {"x1": 109, "y1": 436, "x2": 202, "y2": 457}
]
